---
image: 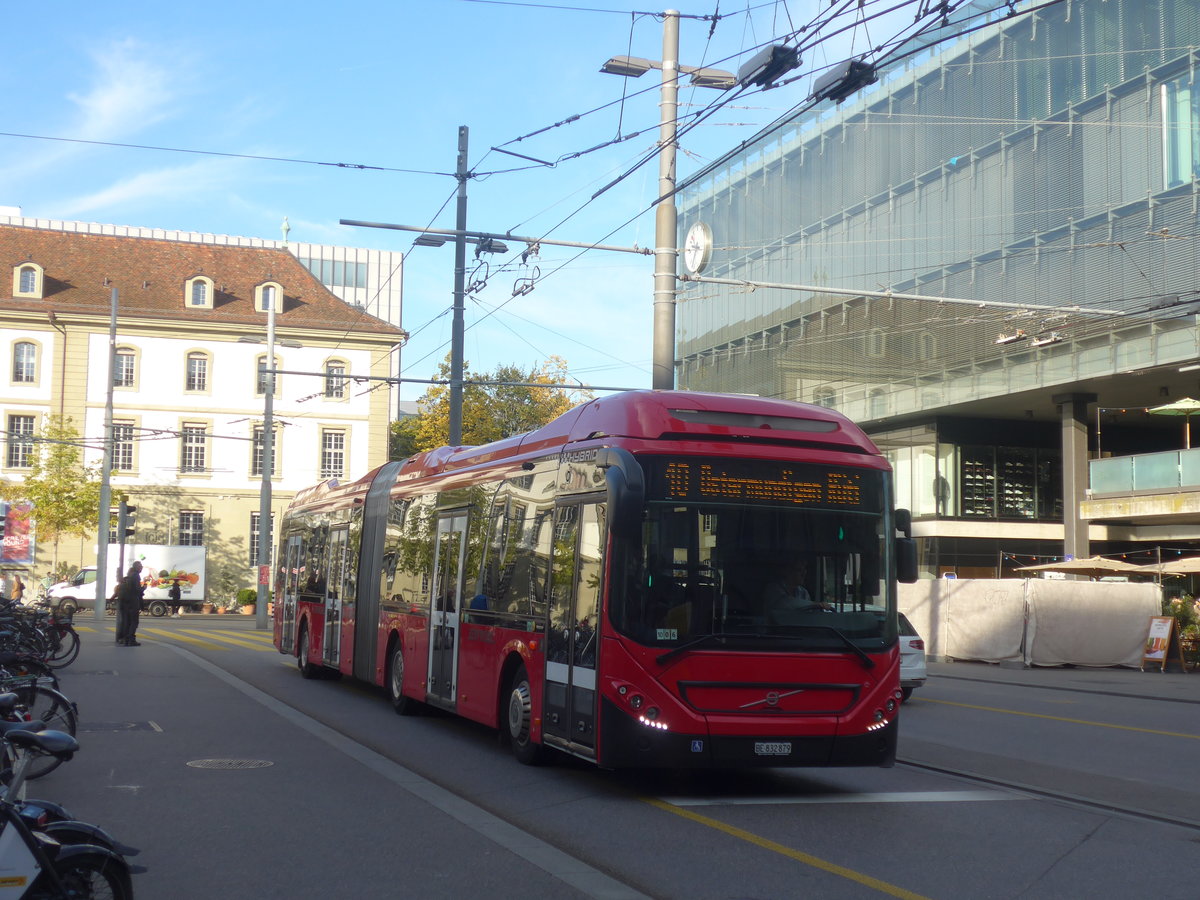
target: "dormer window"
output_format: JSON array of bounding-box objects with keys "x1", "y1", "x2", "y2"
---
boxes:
[
  {"x1": 12, "y1": 263, "x2": 43, "y2": 299},
  {"x1": 254, "y1": 281, "x2": 283, "y2": 314},
  {"x1": 185, "y1": 275, "x2": 214, "y2": 310}
]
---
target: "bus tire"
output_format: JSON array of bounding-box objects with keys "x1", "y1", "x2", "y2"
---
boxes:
[
  {"x1": 296, "y1": 625, "x2": 318, "y2": 679},
  {"x1": 505, "y1": 664, "x2": 545, "y2": 766},
  {"x1": 387, "y1": 643, "x2": 420, "y2": 716}
]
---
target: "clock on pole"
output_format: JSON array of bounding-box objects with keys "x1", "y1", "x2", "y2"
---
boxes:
[{"x1": 683, "y1": 222, "x2": 713, "y2": 274}]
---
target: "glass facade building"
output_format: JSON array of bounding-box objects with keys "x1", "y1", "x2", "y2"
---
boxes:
[{"x1": 675, "y1": 0, "x2": 1200, "y2": 573}]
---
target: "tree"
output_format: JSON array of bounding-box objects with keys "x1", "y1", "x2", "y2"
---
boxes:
[
  {"x1": 405, "y1": 356, "x2": 592, "y2": 452},
  {"x1": 0, "y1": 415, "x2": 104, "y2": 569}
]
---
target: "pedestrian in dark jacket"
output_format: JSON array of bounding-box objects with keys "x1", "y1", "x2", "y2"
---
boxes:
[
  {"x1": 115, "y1": 561, "x2": 145, "y2": 646},
  {"x1": 169, "y1": 579, "x2": 183, "y2": 617}
]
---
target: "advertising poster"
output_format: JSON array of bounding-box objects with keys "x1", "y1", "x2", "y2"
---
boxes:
[{"x1": 0, "y1": 501, "x2": 35, "y2": 565}]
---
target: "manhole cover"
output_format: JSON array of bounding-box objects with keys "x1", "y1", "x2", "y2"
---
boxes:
[{"x1": 186, "y1": 759, "x2": 273, "y2": 770}]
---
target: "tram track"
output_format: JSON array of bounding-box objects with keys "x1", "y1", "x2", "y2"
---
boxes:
[{"x1": 896, "y1": 757, "x2": 1200, "y2": 834}]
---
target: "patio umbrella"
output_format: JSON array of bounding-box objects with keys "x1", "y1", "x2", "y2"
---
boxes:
[
  {"x1": 1148, "y1": 397, "x2": 1200, "y2": 449},
  {"x1": 1014, "y1": 555, "x2": 1146, "y2": 578},
  {"x1": 1133, "y1": 556, "x2": 1200, "y2": 576}
]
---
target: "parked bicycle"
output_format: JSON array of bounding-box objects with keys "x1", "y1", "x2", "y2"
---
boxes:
[{"x1": 0, "y1": 728, "x2": 136, "y2": 898}]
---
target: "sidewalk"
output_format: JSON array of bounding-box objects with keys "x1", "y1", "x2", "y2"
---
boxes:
[
  {"x1": 928, "y1": 656, "x2": 1198, "y2": 703},
  {"x1": 40, "y1": 619, "x2": 640, "y2": 900}
]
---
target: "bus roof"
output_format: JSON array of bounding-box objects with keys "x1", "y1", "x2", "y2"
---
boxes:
[
  {"x1": 399, "y1": 390, "x2": 880, "y2": 478},
  {"x1": 285, "y1": 391, "x2": 884, "y2": 516}
]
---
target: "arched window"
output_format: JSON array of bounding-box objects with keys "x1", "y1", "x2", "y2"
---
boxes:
[
  {"x1": 185, "y1": 351, "x2": 210, "y2": 392},
  {"x1": 324, "y1": 360, "x2": 348, "y2": 399},
  {"x1": 114, "y1": 346, "x2": 138, "y2": 389},
  {"x1": 12, "y1": 263, "x2": 43, "y2": 299},
  {"x1": 255, "y1": 282, "x2": 283, "y2": 313},
  {"x1": 256, "y1": 354, "x2": 280, "y2": 396},
  {"x1": 869, "y1": 388, "x2": 888, "y2": 418},
  {"x1": 813, "y1": 387, "x2": 837, "y2": 409},
  {"x1": 185, "y1": 276, "x2": 214, "y2": 310},
  {"x1": 12, "y1": 341, "x2": 37, "y2": 384}
]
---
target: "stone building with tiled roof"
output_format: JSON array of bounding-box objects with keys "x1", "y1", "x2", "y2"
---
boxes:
[{"x1": 0, "y1": 222, "x2": 407, "y2": 603}]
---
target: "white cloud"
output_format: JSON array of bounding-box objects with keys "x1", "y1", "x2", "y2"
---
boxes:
[
  {"x1": 57, "y1": 157, "x2": 246, "y2": 217},
  {"x1": 67, "y1": 38, "x2": 180, "y2": 140}
]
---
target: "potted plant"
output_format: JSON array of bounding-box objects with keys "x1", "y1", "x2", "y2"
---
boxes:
[
  {"x1": 237, "y1": 588, "x2": 257, "y2": 615},
  {"x1": 201, "y1": 601, "x2": 215, "y2": 614}
]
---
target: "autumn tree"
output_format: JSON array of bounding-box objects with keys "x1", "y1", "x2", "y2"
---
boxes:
[
  {"x1": 0, "y1": 415, "x2": 104, "y2": 568},
  {"x1": 402, "y1": 356, "x2": 591, "y2": 453}
]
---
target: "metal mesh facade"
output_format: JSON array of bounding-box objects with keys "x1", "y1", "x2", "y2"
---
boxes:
[{"x1": 677, "y1": 0, "x2": 1200, "y2": 426}]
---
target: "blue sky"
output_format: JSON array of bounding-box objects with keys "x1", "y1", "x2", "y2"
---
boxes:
[{"x1": 1, "y1": 1, "x2": 921, "y2": 400}]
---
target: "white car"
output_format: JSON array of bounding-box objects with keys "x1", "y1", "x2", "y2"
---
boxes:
[{"x1": 898, "y1": 612, "x2": 927, "y2": 702}]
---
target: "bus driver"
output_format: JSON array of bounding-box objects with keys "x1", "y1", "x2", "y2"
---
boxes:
[{"x1": 765, "y1": 559, "x2": 830, "y2": 622}]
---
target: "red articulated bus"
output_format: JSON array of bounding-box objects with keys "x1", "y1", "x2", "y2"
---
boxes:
[{"x1": 274, "y1": 390, "x2": 918, "y2": 769}]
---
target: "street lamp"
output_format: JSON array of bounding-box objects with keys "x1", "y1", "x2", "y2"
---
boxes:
[
  {"x1": 238, "y1": 320, "x2": 301, "y2": 630},
  {"x1": 600, "y1": 10, "x2": 735, "y2": 390}
]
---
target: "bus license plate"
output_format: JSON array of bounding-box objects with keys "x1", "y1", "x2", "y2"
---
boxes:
[{"x1": 754, "y1": 741, "x2": 792, "y2": 756}]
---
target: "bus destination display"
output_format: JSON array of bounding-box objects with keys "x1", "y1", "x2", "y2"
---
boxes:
[{"x1": 655, "y1": 458, "x2": 873, "y2": 509}]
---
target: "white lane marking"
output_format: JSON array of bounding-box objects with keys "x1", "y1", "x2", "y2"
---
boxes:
[{"x1": 661, "y1": 790, "x2": 1016, "y2": 807}]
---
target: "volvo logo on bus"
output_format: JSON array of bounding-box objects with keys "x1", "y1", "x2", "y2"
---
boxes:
[{"x1": 740, "y1": 688, "x2": 805, "y2": 710}]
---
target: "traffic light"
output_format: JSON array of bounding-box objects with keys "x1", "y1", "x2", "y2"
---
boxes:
[{"x1": 117, "y1": 500, "x2": 137, "y2": 545}]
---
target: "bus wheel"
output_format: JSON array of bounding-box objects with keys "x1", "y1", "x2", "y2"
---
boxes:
[
  {"x1": 387, "y1": 644, "x2": 419, "y2": 716},
  {"x1": 297, "y1": 626, "x2": 318, "y2": 679},
  {"x1": 505, "y1": 664, "x2": 545, "y2": 766}
]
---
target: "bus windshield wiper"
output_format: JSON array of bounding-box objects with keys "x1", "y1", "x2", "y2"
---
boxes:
[
  {"x1": 656, "y1": 633, "x2": 745, "y2": 665},
  {"x1": 785, "y1": 624, "x2": 876, "y2": 670}
]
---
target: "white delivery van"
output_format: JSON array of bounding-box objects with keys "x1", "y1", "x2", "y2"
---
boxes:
[{"x1": 46, "y1": 545, "x2": 206, "y2": 616}]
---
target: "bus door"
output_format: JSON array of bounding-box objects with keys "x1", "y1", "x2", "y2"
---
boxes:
[
  {"x1": 427, "y1": 512, "x2": 467, "y2": 707},
  {"x1": 280, "y1": 535, "x2": 303, "y2": 653},
  {"x1": 542, "y1": 502, "x2": 603, "y2": 751},
  {"x1": 322, "y1": 526, "x2": 350, "y2": 667}
]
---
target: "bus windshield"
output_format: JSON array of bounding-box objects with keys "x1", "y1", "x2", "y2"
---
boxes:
[{"x1": 610, "y1": 456, "x2": 896, "y2": 651}]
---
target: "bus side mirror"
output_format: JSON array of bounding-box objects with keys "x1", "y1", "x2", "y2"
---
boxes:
[
  {"x1": 894, "y1": 509, "x2": 917, "y2": 582},
  {"x1": 896, "y1": 538, "x2": 918, "y2": 583},
  {"x1": 596, "y1": 447, "x2": 645, "y2": 538}
]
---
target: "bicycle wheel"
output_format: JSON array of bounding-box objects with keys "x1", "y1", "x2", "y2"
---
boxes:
[
  {"x1": 44, "y1": 625, "x2": 80, "y2": 669},
  {"x1": 11, "y1": 684, "x2": 77, "y2": 780}
]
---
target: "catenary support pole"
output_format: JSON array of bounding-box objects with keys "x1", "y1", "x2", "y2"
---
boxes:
[
  {"x1": 652, "y1": 10, "x2": 681, "y2": 391},
  {"x1": 95, "y1": 288, "x2": 117, "y2": 624},
  {"x1": 255, "y1": 293, "x2": 276, "y2": 630},
  {"x1": 450, "y1": 126, "x2": 468, "y2": 445}
]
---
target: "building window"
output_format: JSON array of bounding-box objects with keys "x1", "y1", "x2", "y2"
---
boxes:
[
  {"x1": 180, "y1": 424, "x2": 207, "y2": 474},
  {"x1": 249, "y1": 512, "x2": 274, "y2": 566},
  {"x1": 12, "y1": 263, "x2": 43, "y2": 298},
  {"x1": 813, "y1": 387, "x2": 836, "y2": 409},
  {"x1": 324, "y1": 361, "x2": 347, "y2": 399},
  {"x1": 256, "y1": 355, "x2": 279, "y2": 396},
  {"x1": 5, "y1": 414, "x2": 35, "y2": 468},
  {"x1": 112, "y1": 421, "x2": 134, "y2": 472},
  {"x1": 179, "y1": 511, "x2": 205, "y2": 546},
  {"x1": 867, "y1": 329, "x2": 885, "y2": 357},
  {"x1": 114, "y1": 349, "x2": 136, "y2": 388},
  {"x1": 1163, "y1": 73, "x2": 1200, "y2": 188},
  {"x1": 252, "y1": 424, "x2": 277, "y2": 477},
  {"x1": 185, "y1": 352, "x2": 209, "y2": 392},
  {"x1": 255, "y1": 282, "x2": 283, "y2": 313},
  {"x1": 319, "y1": 429, "x2": 345, "y2": 479},
  {"x1": 12, "y1": 342, "x2": 36, "y2": 384},
  {"x1": 185, "y1": 276, "x2": 214, "y2": 309},
  {"x1": 299, "y1": 257, "x2": 368, "y2": 289},
  {"x1": 869, "y1": 388, "x2": 888, "y2": 418}
]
